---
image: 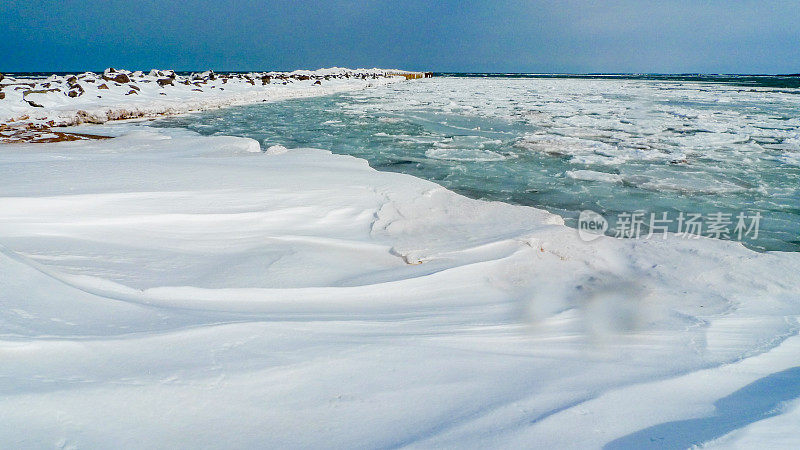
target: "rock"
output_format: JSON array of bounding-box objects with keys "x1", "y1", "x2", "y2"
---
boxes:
[
  {"x1": 128, "y1": 84, "x2": 140, "y2": 91},
  {"x1": 102, "y1": 68, "x2": 130, "y2": 84},
  {"x1": 66, "y1": 83, "x2": 85, "y2": 97},
  {"x1": 27, "y1": 100, "x2": 44, "y2": 108},
  {"x1": 0, "y1": 92, "x2": 5, "y2": 100},
  {"x1": 98, "y1": 83, "x2": 109, "y2": 90},
  {"x1": 157, "y1": 78, "x2": 173, "y2": 87},
  {"x1": 0, "y1": 73, "x2": 4, "y2": 82},
  {"x1": 66, "y1": 75, "x2": 79, "y2": 85},
  {"x1": 261, "y1": 75, "x2": 271, "y2": 85},
  {"x1": 313, "y1": 80, "x2": 322, "y2": 85},
  {"x1": 192, "y1": 70, "x2": 215, "y2": 81},
  {"x1": 191, "y1": 88, "x2": 203, "y2": 92},
  {"x1": 76, "y1": 110, "x2": 105, "y2": 124},
  {"x1": 125, "y1": 89, "x2": 138, "y2": 95},
  {"x1": 107, "y1": 73, "x2": 130, "y2": 83},
  {"x1": 24, "y1": 88, "x2": 60, "y2": 95}
]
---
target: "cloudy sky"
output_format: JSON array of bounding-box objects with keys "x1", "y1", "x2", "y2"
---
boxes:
[{"x1": 2, "y1": 0, "x2": 798, "y2": 73}]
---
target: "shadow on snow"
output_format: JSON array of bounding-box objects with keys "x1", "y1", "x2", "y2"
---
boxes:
[{"x1": 605, "y1": 366, "x2": 800, "y2": 449}]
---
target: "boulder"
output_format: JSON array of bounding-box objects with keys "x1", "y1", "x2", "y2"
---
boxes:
[
  {"x1": 0, "y1": 92, "x2": 5, "y2": 100},
  {"x1": 261, "y1": 75, "x2": 271, "y2": 85},
  {"x1": 104, "y1": 73, "x2": 131, "y2": 84},
  {"x1": 66, "y1": 83, "x2": 85, "y2": 97},
  {"x1": 192, "y1": 70, "x2": 215, "y2": 81},
  {"x1": 157, "y1": 78, "x2": 173, "y2": 87},
  {"x1": 313, "y1": 80, "x2": 322, "y2": 85},
  {"x1": 98, "y1": 83, "x2": 109, "y2": 90},
  {"x1": 125, "y1": 89, "x2": 138, "y2": 95},
  {"x1": 0, "y1": 73, "x2": 4, "y2": 82}
]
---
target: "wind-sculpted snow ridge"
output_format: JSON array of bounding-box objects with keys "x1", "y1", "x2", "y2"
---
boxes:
[
  {"x1": 0, "y1": 125, "x2": 799, "y2": 448},
  {"x1": 0, "y1": 67, "x2": 414, "y2": 132}
]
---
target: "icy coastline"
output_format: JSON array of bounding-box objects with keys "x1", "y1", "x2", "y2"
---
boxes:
[
  {"x1": 0, "y1": 76, "x2": 799, "y2": 447},
  {"x1": 0, "y1": 67, "x2": 412, "y2": 132}
]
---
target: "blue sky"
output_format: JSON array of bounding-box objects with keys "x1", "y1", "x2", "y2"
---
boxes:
[{"x1": 2, "y1": 0, "x2": 798, "y2": 73}]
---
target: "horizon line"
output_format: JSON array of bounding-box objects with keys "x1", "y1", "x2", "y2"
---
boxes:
[{"x1": 2, "y1": 69, "x2": 799, "y2": 77}]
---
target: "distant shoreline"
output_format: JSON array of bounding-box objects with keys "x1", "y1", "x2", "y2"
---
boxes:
[{"x1": 0, "y1": 67, "x2": 425, "y2": 143}]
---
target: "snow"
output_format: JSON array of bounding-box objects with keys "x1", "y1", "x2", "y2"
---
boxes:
[
  {"x1": 0, "y1": 84, "x2": 799, "y2": 447},
  {"x1": 0, "y1": 68, "x2": 412, "y2": 128},
  {"x1": 565, "y1": 169, "x2": 623, "y2": 184}
]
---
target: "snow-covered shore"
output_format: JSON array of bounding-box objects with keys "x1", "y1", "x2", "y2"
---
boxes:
[
  {"x1": 0, "y1": 67, "x2": 411, "y2": 129},
  {"x1": 1, "y1": 78, "x2": 800, "y2": 447}
]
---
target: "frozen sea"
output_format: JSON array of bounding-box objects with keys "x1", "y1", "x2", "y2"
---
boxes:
[
  {"x1": 155, "y1": 74, "x2": 800, "y2": 251},
  {"x1": 4, "y1": 73, "x2": 800, "y2": 448}
]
